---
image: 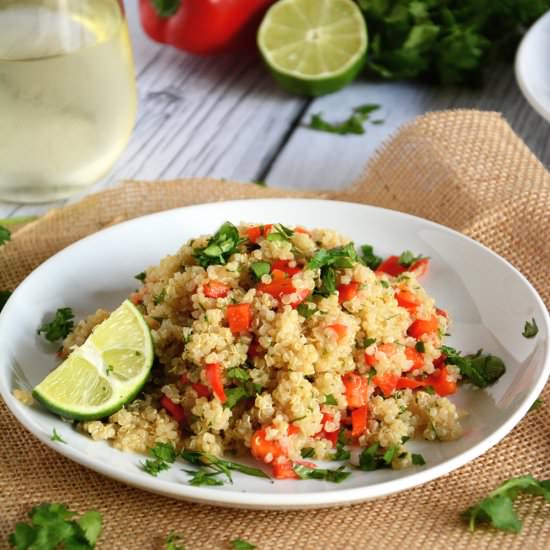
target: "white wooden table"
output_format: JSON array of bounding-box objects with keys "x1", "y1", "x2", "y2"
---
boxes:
[{"x1": 1, "y1": 2, "x2": 549, "y2": 219}]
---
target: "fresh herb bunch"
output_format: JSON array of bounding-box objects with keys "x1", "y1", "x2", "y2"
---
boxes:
[
  {"x1": 37, "y1": 307, "x2": 75, "y2": 343},
  {"x1": 462, "y1": 475, "x2": 550, "y2": 532},
  {"x1": 8, "y1": 503, "x2": 103, "y2": 549},
  {"x1": 356, "y1": 0, "x2": 550, "y2": 85}
]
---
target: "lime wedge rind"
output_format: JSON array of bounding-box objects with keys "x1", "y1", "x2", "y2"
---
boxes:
[{"x1": 33, "y1": 300, "x2": 153, "y2": 421}]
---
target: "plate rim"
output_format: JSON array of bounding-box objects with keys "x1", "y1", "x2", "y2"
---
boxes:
[
  {"x1": 1, "y1": 197, "x2": 549, "y2": 510},
  {"x1": 515, "y1": 9, "x2": 550, "y2": 123}
]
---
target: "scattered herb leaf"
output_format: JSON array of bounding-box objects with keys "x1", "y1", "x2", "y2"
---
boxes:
[
  {"x1": 194, "y1": 222, "x2": 245, "y2": 268},
  {"x1": 297, "y1": 302, "x2": 316, "y2": 319},
  {"x1": 154, "y1": 288, "x2": 167, "y2": 305},
  {"x1": 37, "y1": 307, "x2": 75, "y2": 343},
  {"x1": 358, "y1": 442, "x2": 401, "y2": 471},
  {"x1": 398, "y1": 250, "x2": 423, "y2": 267},
  {"x1": 301, "y1": 447, "x2": 315, "y2": 459},
  {"x1": 522, "y1": 318, "x2": 538, "y2": 339},
  {"x1": 135, "y1": 272, "x2": 146, "y2": 283},
  {"x1": 331, "y1": 428, "x2": 351, "y2": 461},
  {"x1": 0, "y1": 225, "x2": 10, "y2": 246},
  {"x1": 324, "y1": 394, "x2": 337, "y2": 406},
  {"x1": 293, "y1": 463, "x2": 351, "y2": 483},
  {"x1": 415, "y1": 341, "x2": 425, "y2": 353},
  {"x1": 250, "y1": 261, "x2": 270, "y2": 281},
  {"x1": 442, "y1": 346, "x2": 505, "y2": 388},
  {"x1": 364, "y1": 337, "x2": 376, "y2": 348},
  {"x1": 307, "y1": 104, "x2": 381, "y2": 135},
  {"x1": 226, "y1": 367, "x2": 250, "y2": 382},
  {"x1": 360, "y1": 244, "x2": 382, "y2": 270},
  {"x1": 151, "y1": 0, "x2": 180, "y2": 18},
  {"x1": 142, "y1": 442, "x2": 177, "y2": 476},
  {"x1": 411, "y1": 453, "x2": 426, "y2": 466},
  {"x1": 50, "y1": 428, "x2": 66, "y2": 444}
]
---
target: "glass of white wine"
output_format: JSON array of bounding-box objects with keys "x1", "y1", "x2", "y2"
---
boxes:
[{"x1": 0, "y1": 0, "x2": 137, "y2": 203}]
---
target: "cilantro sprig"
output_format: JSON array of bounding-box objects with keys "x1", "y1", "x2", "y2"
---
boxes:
[
  {"x1": 37, "y1": 307, "x2": 75, "y2": 343},
  {"x1": 142, "y1": 442, "x2": 177, "y2": 477},
  {"x1": 462, "y1": 475, "x2": 550, "y2": 533},
  {"x1": 360, "y1": 244, "x2": 382, "y2": 270},
  {"x1": 442, "y1": 346, "x2": 505, "y2": 388},
  {"x1": 307, "y1": 104, "x2": 381, "y2": 135},
  {"x1": 308, "y1": 243, "x2": 359, "y2": 297},
  {"x1": 8, "y1": 503, "x2": 102, "y2": 549},
  {"x1": 522, "y1": 318, "x2": 538, "y2": 339},
  {"x1": 193, "y1": 222, "x2": 245, "y2": 268}
]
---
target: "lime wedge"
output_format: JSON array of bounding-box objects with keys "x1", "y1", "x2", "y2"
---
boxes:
[
  {"x1": 257, "y1": 0, "x2": 367, "y2": 96},
  {"x1": 33, "y1": 300, "x2": 153, "y2": 421}
]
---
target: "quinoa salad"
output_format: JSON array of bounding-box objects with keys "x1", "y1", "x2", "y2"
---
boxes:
[{"x1": 26, "y1": 221, "x2": 506, "y2": 481}]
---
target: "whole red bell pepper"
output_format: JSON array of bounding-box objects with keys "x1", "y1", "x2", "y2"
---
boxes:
[{"x1": 139, "y1": 0, "x2": 274, "y2": 55}]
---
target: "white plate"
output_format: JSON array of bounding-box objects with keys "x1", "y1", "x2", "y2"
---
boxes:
[
  {"x1": 516, "y1": 10, "x2": 550, "y2": 122},
  {"x1": 1, "y1": 199, "x2": 549, "y2": 510}
]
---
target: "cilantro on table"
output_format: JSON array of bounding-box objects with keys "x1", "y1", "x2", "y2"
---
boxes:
[
  {"x1": 293, "y1": 463, "x2": 351, "y2": 483},
  {"x1": 165, "y1": 531, "x2": 186, "y2": 550},
  {"x1": 142, "y1": 442, "x2": 177, "y2": 477},
  {"x1": 522, "y1": 318, "x2": 538, "y2": 338},
  {"x1": 411, "y1": 453, "x2": 426, "y2": 466},
  {"x1": 462, "y1": 475, "x2": 550, "y2": 533},
  {"x1": 0, "y1": 224, "x2": 10, "y2": 246},
  {"x1": 50, "y1": 428, "x2": 66, "y2": 444},
  {"x1": 0, "y1": 289, "x2": 11, "y2": 313},
  {"x1": 230, "y1": 538, "x2": 256, "y2": 550},
  {"x1": 442, "y1": 346, "x2": 505, "y2": 388},
  {"x1": 37, "y1": 307, "x2": 75, "y2": 343},
  {"x1": 307, "y1": 104, "x2": 381, "y2": 135},
  {"x1": 8, "y1": 503, "x2": 102, "y2": 549},
  {"x1": 331, "y1": 428, "x2": 351, "y2": 461},
  {"x1": 181, "y1": 450, "x2": 269, "y2": 486},
  {"x1": 194, "y1": 222, "x2": 245, "y2": 267},
  {"x1": 360, "y1": 244, "x2": 382, "y2": 270},
  {"x1": 357, "y1": 0, "x2": 550, "y2": 86}
]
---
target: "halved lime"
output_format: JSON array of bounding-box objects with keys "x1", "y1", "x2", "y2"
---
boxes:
[
  {"x1": 33, "y1": 300, "x2": 153, "y2": 421},
  {"x1": 257, "y1": 0, "x2": 368, "y2": 96}
]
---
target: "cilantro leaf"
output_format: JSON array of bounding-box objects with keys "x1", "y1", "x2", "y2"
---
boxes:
[
  {"x1": 360, "y1": 244, "x2": 382, "y2": 270},
  {"x1": 293, "y1": 463, "x2": 351, "y2": 483},
  {"x1": 522, "y1": 318, "x2": 538, "y2": 338},
  {"x1": 307, "y1": 105, "x2": 381, "y2": 136},
  {"x1": 184, "y1": 469, "x2": 225, "y2": 486},
  {"x1": 153, "y1": 288, "x2": 166, "y2": 305},
  {"x1": 358, "y1": 442, "x2": 400, "y2": 470},
  {"x1": 165, "y1": 531, "x2": 186, "y2": 550},
  {"x1": 150, "y1": 442, "x2": 177, "y2": 463},
  {"x1": 142, "y1": 458, "x2": 170, "y2": 477},
  {"x1": 0, "y1": 289, "x2": 11, "y2": 313},
  {"x1": 8, "y1": 503, "x2": 103, "y2": 549},
  {"x1": 265, "y1": 224, "x2": 294, "y2": 242},
  {"x1": 529, "y1": 398, "x2": 544, "y2": 412},
  {"x1": 297, "y1": 302, "x2": 316, "y2": 319},
  {"x1": 462, "y1": 475, "x2": 550, "y2": 533},
  {"x1": 135, "y1": 272, "x2": 146, "y2": 283},
  {"x1": 331, "y1": 428, "x2": 351, "y2": 461},
  {"x1": 411, "y1": 453, "x2": 426, "y2": 466},
  {"x1": 194, "y1": 222, "x2": 245, "y2": 268},
  {"x1": 224, "y1": 381, "x2": 261, "y2": 409},
  {"x1": 442, "y1": 346, "x2": 505, "y2": 388},
  {"x1": 250, "y1": 261, "x2": 270, "y2": 281},
  {"x1": 226, "y1": 367, "x2": 250, "y2": 382},
  {"x1": 324, "y1": 394, "x2": 337, "y2": 406},
  {"x1": 50, "y1": 428, "x2": 66, "y2": 444},
  {"x1": 398, "y1": 250, "x2": 423, "y2": 267},
  {"x1": 230, "y1": 539, "x2": 256, "y2": 550},
  {"x1": 0, "y1": 224, "x2": 10, "y2": 246},
  {"x1": 37, "y1": 307, "x2": 75, "y2": 343},
  {"x1": 415, "y1": 341, "x2": 425, "y2": 353},
  {"x1": 364, "y1": 337, "x2": 376, "y2": 348},
  {"x1": 301, "y1": 447, "x2": 315, "y2": 459}
]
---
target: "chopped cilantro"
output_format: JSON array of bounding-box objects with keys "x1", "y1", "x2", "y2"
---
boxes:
[
  {"x1": 165, "y1": 531, "x2": 186, "y2": 550},
  {"x1": 153, "y1": 288, "x2": 167, "y2": 305},
  {"x1": 8, "y1": 503, "x2": 103, "y2": 549},
  {"x1": 0, "y1": 289, "x2": 11, "y2": 313},
  {"x1": 423, "y1": 385, "x2": 436, "y2": 395},
  {"x1": 411, "y1": 453, "x2": 426, "y2": 466},
  {"x1": 324, "y1": 394, "x2": 337, "y2": 406},
  {"x1": 142, "y1": 442, "x2": 177, "y2": 476},
  {"x1": 293, "y1": 463, "x2": 351, "y2": 483},
  {"x1": 230, "y1": 539, "x2": 256, "y2": 550},
  {"x1": 297, "y1": 302, "x2": 316, "y2": 319},
  {"x1": 331, "y1": 428, "x2": 351, "y2": 461},
  {"x1": 364, "y1": 337, "x2": 376, "y2": 348},
  {"x1": 224, "y1": 382, "x2": 261, "y2": 409},
  {"x1": 266, "y1": 224, "x2": 294, "y2": 242},
  {"x1": 37, "y1": 307, "x2": 75, "y2": 343},
  {"x1": 50, "y1": 428, "x2": 66, "y2": 444},
  {"x1": 360, "y1": 244, "x2": 382, "y2": 270},
  {"x1": 358, "y1": 442, "x2": 400, "y2": 470},
  {"x1": 529, "y1": 398, "x2": 543, "y2": 413},
  {"x1": 398, "y1": 250, "x2": 423, "y2": 267},
  {"x1": 462, "y1": 475, "x2": 550, "y2": 533},
  {"x1": 194, "y1": 222, "x2": 245, "y2": 267},
  {"x1": 415, "y1": 341, "x2": 425, "y2": 353},
  {"x1": 301, "y1": 447, "x2": 315, "y2": 459},
  {"x1": 442, "y1": 346, "x2": 505, "y2": 388},
  {"x1": 184, "y1": 469, "x2": 225, "y2": 486},
  {"x1": 226, "y1": 367, "x2": 250, "y2": 382},
  {"x1": 0, "y1": 224, "x2": 10, "y2": 246},
  {"x1": 308, "y1": 243, "x2": 359, "y2": 271},
  {"x1": 307, "y1": 104, "x2": 381, "y2": 136},
  {"x1": 250, "y1": 261, "x2": 270, "y2": 280},
  {"x1": 522, "y1": 318, "x2": 538, "y2": 338},
  {"x1": 134, "y1": 271, "x2": 146, "y2": 282}
]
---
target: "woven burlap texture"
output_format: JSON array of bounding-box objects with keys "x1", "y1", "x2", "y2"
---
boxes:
[{"x1": 1, "y1": 110, "x2": 549, "y2": 550}]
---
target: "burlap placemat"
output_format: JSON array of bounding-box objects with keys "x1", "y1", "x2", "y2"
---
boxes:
[{"x1": 1, "y1": 110, "x2": 549, "y2": 549}]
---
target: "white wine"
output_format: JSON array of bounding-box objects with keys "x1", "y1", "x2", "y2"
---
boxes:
[{"x1": 0, "y1": 0, "x2": 137, "y2": 202}]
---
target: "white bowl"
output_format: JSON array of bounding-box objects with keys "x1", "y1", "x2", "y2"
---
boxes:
[
  {"x1": 0, "y1": 199, "x2": 548, "y2": 510},
  {"x1": 516, "y1": 10, "x2": 550, "y2": 122}
]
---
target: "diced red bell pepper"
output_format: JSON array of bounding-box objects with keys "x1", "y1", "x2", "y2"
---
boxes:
[
  {"x1": 251, "y1": 428, "x2": 284, "y2": 462},
  {"x1": 408, "y1": 316, "x2": 439, "y2": 338},
  {"x1": 376, "y1": 256, "x2": 405, "y2": 277},
  {"x1": 246, "y1": 226, "x2": 262, "y2": 243},
  {"x1": 271, "y1": 259, "x2": 301, "y2": 277},
  {"x1": 191, "y1": 383, "x2": 211, "y2": 398},
  {"x1": 160, "y1": 395, "x2": 186, "y2": 423},
  {"x1": 433, "y1": 354, "x2": 447, "y2": 369},
  {"x1": 205, "y1": 362, "x2": 226, "y2": 403},
  {"x1": 226, "y1": 303, "x2": 251, "y2": 333},
  {"x1": 327, "y1": 323, "x2": 347, "y2": 340},
  {"x1": 364, "y1": 343, "x2": 396, "y2": 366},
  {"x1": 436, "y1": 307, "x2": 448, "y2": 318},
  {"x1": 342, "y1": 372, "x2": 369, "y2": 408},
  {"x1": 410, "y1": 258, "x2": 429, "y2": 278},
  {"x1": 179, "y1": 373, "x2": 190, "y2": 385},
  {"x1": 404, "y1": 347, "x2": 424, "y2": 371},
  {"x1": 396, "y1": 377, "x2": 426, "y2": 390},
  {"x1": 203, "y1": 281, "x2": 230, "y2": 298},
  {"x1": 257, "y1": 274, "x2": 309, "y2": 307},
  {"x1": 272, "y1": 457, "x2": 299, "y2": 479},
  {"x1": 337, "y1": 282, "x2": 359, "y2": 304},
  {"x1": 425, "y1": 366, "x2": 457, "y2": 396},
  {"x1": 372, "y1": 373, "x2": 400, "y2": 397},
  {"x1": 396, "y1": 289, "x2": 420, "y2": 312},
  {"x1": 315, "y1": 413, "x2": 339, "y2": 447},
  {"x1": 351, "y1": 405, "x2": 368, "y2": 438}
]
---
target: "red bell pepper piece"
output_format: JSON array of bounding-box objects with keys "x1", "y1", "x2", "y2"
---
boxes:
[
  {"x1": 226, "y1": 303, "x2": 251, "y2": 333},
  {"x1": 377, "y1": 256, "x2": 429, "y2": 278},
  {"x1": 364, "y1": 343, "x2": 396, "y2": 366},
  {"x1": 396, "y1": 377, "x2": 426, "y2": 390},
  {"x1": 271, "y1": 259, "x2": 301, "y2": 277},
  {"x1": 246, "y1": 226, "x2": 262, "y2": 243},
  {"x1": 205, "y1": 362, "x2": 226, "y2": 403},
  {"x1": 191, "y1": 383, "x2": 211, "y2": 398},
  {"x1": 404, "y1": 347, "x2": 424, "y2": 371},
  {"x1": 139, "y1": 0, "x2": 273, "y2": 55},
  {"x1": 425, "y1": 366, "x2": 457, "y2": 396},
  {"x1": 160, "y1": 395, "x2": 186, "y2": 423},
  {"x1": 372, "y1": 373, "x2": 400, "y2": 397},
  {"x1": 395, "y1": 289, "x2": 420, "y2": 312},
  {"x1": 342, "y1": 373, "x2": 369, "y2": 408},
  {"x1": 271, "y1": 457, "x2": 299, "y2": 480},
  {"x1": 411, "y1": 258, "x2": 429, "y2": 277},
  {"x1": 203, "y1": 281, "x2": 230, "y2": 298},
  {"x1": 351, "y1": 405, "x2": 368, "y2": 438},
  {"x1": 337, "y1": 282, "x2": 359, "y2": 304},
  {"x1": 408, "y1": 316, "x2": 439, "y2": 338},
  {"x1": 327, "y1": 323, "x2": 347, "y2": 340}
]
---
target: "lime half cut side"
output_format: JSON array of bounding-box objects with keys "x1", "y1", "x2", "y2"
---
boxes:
[
  {"x1": 33, "y1": 300, "x2": 153, "y2": 421},
  {"x1": 258, "y1": 0, "x2": 368, "y2": 96}
]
